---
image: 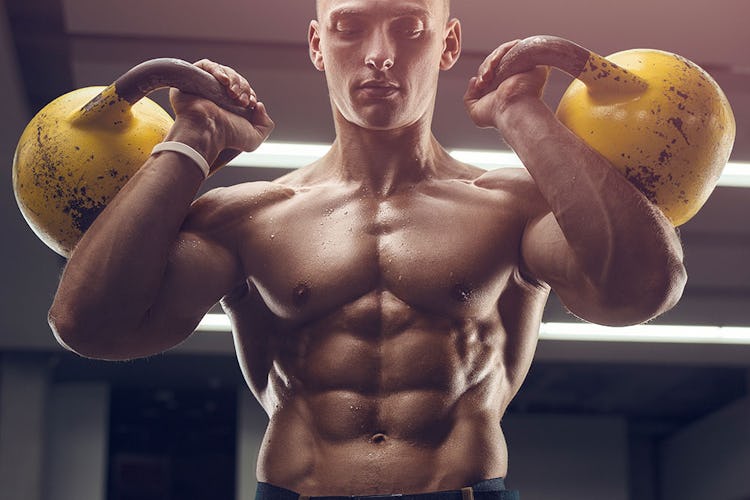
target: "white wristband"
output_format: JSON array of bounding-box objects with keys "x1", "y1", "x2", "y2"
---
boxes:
[{"x1": 151, "y1": 141, "x2": 210, "y2": 178}]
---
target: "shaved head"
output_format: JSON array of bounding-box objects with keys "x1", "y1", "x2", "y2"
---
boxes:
[{"x1": 316, "y1": 0, "x2": 451, "y2": 21}]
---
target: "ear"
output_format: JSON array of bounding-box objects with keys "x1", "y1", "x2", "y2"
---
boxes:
[
  {"x1": 309, "y1": 20, "x2": 325, "y2": 71},
  {"x1": 440, "y1": 18, "x2": 462, "y2": 70}
]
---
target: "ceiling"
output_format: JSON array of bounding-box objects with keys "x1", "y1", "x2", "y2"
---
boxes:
[{"x1": 1, "y1": 0, "x2": 749, "y2": 430}]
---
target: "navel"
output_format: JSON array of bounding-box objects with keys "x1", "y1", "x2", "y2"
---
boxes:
[{"x1": 369, "y1": 432, "x2": 388, "y2": 444}]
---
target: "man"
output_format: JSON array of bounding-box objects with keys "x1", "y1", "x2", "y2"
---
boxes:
[{"x1": 49, "y1": 0, "x2": 686, "y2": 498}]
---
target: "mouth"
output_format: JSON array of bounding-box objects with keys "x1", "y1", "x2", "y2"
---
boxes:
[{"x1": 356, "y1": 80, "x2": 400, "y2": 98}]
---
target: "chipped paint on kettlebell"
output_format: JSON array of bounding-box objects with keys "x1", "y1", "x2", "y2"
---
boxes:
[
  {"x1": 556, "y1": 49, "x2": 735, "y2": 226},
  {"x1": 12, "y1": 86, "x2": 174, "y2": 256}
]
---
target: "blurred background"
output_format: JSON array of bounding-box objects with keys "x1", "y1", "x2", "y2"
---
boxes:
[{"x1": 0, "y1": 1, "x2": 748, "y2": 499}]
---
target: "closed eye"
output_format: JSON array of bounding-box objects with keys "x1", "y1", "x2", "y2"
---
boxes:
[
  {"x1": 329, "y1": 11, "x2": 366, "y2": 37},
  {"x1": 392, "y1": 17, "x2": 426, "y2": 39},
  {"x1": 333, "y1": 21, "x2": 364, "y2": 36}
]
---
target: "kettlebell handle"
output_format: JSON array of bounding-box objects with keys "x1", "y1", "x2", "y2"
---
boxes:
[
  {"x1": 494, "y1": 35, "x2": 649, "y2": 97},
  {"x1": 80, "y1": 58, "x2": 253, "y2": 118},
  {"x1": 76, "y1": 58, "x2": 253, "y2": 168}
]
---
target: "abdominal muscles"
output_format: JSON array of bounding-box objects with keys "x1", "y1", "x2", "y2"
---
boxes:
[{"x1": 252, "y1": 291, "x2": 511, "y2": 495}]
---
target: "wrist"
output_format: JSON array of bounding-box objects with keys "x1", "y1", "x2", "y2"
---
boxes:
[
  {"x1": 164, "y1": 113, "x2": 222, "y2": 165},
  {"x1": 493, "y1": 95, "x2": 550, "y2": 132}
]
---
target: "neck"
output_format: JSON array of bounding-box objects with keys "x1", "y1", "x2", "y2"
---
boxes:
[{"x1": 326, "y1": 111, "x2": 448, "y2": 196}]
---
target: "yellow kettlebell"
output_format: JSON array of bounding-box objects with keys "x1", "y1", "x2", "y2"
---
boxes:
[
  {"x1": 13, "y1": 59, "x2": 251, "y2": 257},
  {"x1": 496, "y1": 36, "x2": 736, "y2": 226}
]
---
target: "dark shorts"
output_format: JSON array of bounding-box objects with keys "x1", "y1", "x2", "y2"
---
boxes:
[{"x1": 255, "y1": 478, "x2": 520, "y2": 500}]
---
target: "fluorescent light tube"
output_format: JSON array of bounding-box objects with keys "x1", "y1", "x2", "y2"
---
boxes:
[
  {"x1": 228, "y1": 142, "x2": 750, "y2": 188},
  {"x1": 539, "y1": 322, "x2": 750, "y2": 345},
  {"x1": 196, "y1": 314, "x2": 750, "y2": 345}
]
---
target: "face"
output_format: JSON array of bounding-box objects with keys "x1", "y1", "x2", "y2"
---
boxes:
[{"x1": 310, "y1": 0, "x2": 461, "y2": 131}]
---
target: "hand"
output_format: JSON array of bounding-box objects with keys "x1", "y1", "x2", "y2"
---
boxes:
[
  {"x1": 464, "y1": 40, "x2": 550, "y2": 129},
  {"x1": 168, "y1": 59, "x2": 275, "y2": 172}
]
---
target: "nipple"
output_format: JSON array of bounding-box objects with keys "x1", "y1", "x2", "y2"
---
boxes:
[
  {"x1": 451, "y1": 283, "x2": 473, "y2": 303},
  {"x1": 292, "y1": 282, "x2": 311, "y2": 307}
]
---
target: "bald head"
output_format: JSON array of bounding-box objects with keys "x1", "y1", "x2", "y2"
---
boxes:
[{"x1": 316, "y1": 0, "x2": 451, "y2": 21}]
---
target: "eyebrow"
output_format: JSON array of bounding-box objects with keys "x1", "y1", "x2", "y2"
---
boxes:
[{"x1": 328, "y1": 5, "x2": 430, "y2": 21}]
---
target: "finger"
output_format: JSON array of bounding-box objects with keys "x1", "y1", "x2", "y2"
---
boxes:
[
  {"x1": 200, "y1": 61, "x2": 258, "y2": 108},
  {"x1": 252, "y1": 102, "x2": 275, "y2": 133},
  {"x1": 496, "y1": 39, "x2": 521, "y2": 58},
  {"x1": 463, "y1": 76, "x2": 483, "y2": 103},
  {"x1": 194, "y1": 59, "x2": 246, "y2": 101},
  {"x1": 478, "y1": 40, "x2": 520, "y2": 85},
  {"x1": 226, "y1": 71, "x2": 256, "y2": 107},
  {"x1": 476, "y1": 47, "x2": 502, "y2": 84},
  {"x1": 194, "y1": 59, "x2": 231, "y2": 86},
  {"x1": 234, "y1": 75, "x2": 256, "y2": 107},
  {"x1": 234, "y1": 82, "x2": 257, "y2": 108},
  {"x1": 477, "y1": 42, "x2": 513, "y2": 80},
  {"x1": 195, "y1": 60, "x2": 250, "y2": 105}
]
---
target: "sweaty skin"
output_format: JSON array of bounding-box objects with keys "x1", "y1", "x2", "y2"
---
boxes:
[
  {"x1": 219, "y1": 159, "x2": 546, "y2": 493},
  {"x1": 48, "y1": 0, "x2": 686, "y2": 495}
]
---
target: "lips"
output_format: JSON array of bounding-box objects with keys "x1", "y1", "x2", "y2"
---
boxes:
[{"x1": 356, "y1": 80, "x2": 400, "y2": 98}]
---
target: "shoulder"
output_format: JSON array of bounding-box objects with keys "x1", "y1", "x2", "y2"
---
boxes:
[
  {"x1": 183, "y1": 181, "x2": 295, "y2": 232},
  {"x1": 473, "y1": 166, "x2": 536, "y2": 194},
  {"x1": 468, "y1": 166, "x2": 549, "y2": 214},
  {"x1": 437, "y1": 153, "x2": 538, "y2": 195}
]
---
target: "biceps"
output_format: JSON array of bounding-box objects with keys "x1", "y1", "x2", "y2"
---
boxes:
[
  {"x1": 521, "y1": 213, "x2": 629, "y2": 325},
  {"x1": 521, "y1": 212, "x2": 580, "y2": 288},
  {"x1": 145, "y1": 231, "x2": 242, "y2": 333}
]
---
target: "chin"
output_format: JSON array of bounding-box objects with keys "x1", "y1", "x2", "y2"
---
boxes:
[
  {"x1": 338, "y1": 103, "x2": 423, "y2": 132},
  {"x1": 359, "y1": 122, "x2": 401, "y2": 131},
  {"x1": 354, "y1": 113, "x2": 418, "y2": 132}
]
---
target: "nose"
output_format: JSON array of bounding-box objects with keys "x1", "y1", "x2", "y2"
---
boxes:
[
  {"x1": 366, "y1": 57, "x2": 394, "y2": 71},
  {"x1": 364, "y1": 28, "x2": 395, "y2": 71}
]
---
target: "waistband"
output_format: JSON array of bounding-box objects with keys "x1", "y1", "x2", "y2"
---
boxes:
[{"x1": 255, "y1": 478, "x2": 520, "y2": 500}]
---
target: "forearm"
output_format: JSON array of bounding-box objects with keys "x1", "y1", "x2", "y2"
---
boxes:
[
  {"x1": 497, "y1": 97, "x2": 685, "y2": 309},
  {"x1": 49, "y1": 118, "x2": 219, "y2": 346}
]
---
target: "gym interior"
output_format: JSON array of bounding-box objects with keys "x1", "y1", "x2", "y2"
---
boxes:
[{"x1": 1, "y1": 1, "x2": 748, "y2": 499}]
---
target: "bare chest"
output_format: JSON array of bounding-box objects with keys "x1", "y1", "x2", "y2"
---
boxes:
[{"x1": 241, "y1": 184, "x2": 525, "y2": 324}]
